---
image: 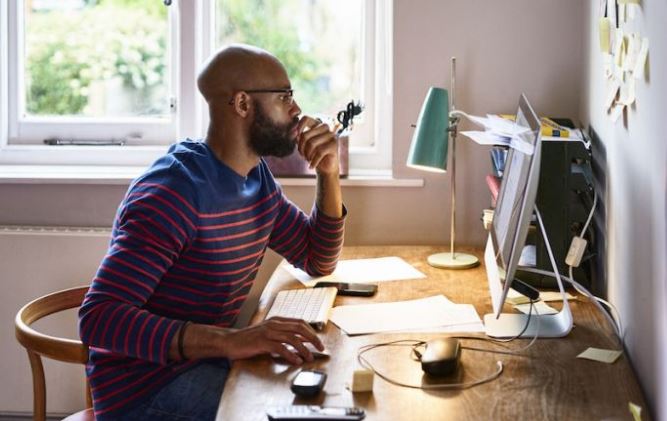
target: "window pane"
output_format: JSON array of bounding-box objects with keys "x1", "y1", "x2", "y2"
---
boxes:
[
  {"x1": 215, "y1": 0, "x2": 363, "y2": 121},
  {"x1": 23, "y1": 0, "x2": 170, "y2": 118}
]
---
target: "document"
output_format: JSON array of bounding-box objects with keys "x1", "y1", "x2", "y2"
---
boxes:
[
  {"x1": 281, "y1": 256, "x2": 426, "y2": 287},
  {"x1": 329, "y1": 295, "x2": 483, "y2": 335},
  {"x1": 577, "y1": 347, "x2": 623, "y2": 364},
  {"x1": 513, "y1": 301, "x2": 558, "y2": 315}
]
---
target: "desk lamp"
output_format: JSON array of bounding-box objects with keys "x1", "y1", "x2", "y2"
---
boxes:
[{"x1": 407, "y1": 57, "x2": 479, "y2": 269}]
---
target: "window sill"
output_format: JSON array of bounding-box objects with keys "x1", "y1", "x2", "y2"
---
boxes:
[{"x1": 0, "y1": 165, "x2": 425, "y2": 187}]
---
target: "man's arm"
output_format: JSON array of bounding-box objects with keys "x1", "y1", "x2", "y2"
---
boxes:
[{"x1": 299, "y1": 116, "x2": 343, "y2": 218}]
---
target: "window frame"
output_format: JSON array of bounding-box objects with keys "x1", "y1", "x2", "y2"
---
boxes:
[{"x1": 0, "y1": 0, "x2": 392, "y2": 172}]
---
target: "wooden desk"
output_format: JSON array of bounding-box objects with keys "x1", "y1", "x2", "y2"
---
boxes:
[{"x1": 217, "y1": 246, "x2": 648, "y2": 420}]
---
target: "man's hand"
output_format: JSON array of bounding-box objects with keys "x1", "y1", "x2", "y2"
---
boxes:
[
  {"x1": 296, "y1": 116, "x2": 340, "y2": 176},
  {"x1": 221, "y1": 317, "x2": 324, "y2": 365}
]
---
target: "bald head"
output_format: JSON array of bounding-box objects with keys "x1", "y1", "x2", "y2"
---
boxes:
[{"x1": 197, "y1": 44, "x2": 288, "y2": 104}]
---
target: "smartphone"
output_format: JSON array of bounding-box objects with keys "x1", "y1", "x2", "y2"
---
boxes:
[
  {"x1": 313, "y1": 282, "x2": 377, "y2": 297},
  {"x1": 291, "y1": 369, "x2": 327, "y2": 397},
  {"x1": 267, "y1": 405, "x2": 366, "y2": 420}
]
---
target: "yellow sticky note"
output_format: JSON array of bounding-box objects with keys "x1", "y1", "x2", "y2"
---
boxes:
[
  {"x1": 539, "y1": 291, "x2": 575, "y2": 302},
  {"x1": 599, "y1": 17, "x2": 611, "y2": 53},
  {"x1": 633, "y1": 38, "x2": 649, "y2": 79},
  {"x1": 577, "y1": 347, "x2": 623, "y2": 363},
  {"x1": 618, "y1": 0, "x2": 640, "y2": 4},
  {"x1": 629, "y1": 402, "x2": 642, "y2": 421}
]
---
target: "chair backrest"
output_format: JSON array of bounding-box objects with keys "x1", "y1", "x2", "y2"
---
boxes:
[{"x1": 15, "y1": 286, "x2": 91, "y2": 421}]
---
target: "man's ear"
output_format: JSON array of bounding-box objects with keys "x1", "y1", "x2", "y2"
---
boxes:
[{"x1": 232, "y1": 93, "x2": 251, "y2": 118}]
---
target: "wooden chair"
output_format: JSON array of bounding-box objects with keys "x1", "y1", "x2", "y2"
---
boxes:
[{"x1": 15, "y1": 286, "x2": 94, "y2": 421}]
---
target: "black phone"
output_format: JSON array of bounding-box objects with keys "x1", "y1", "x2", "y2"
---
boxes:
[
  {"x1": 290, "y1": 369, "x2": 327, "y2": 397},
  {"x1": 313, "y1": 282, "x2": 377, "y2": 297}
]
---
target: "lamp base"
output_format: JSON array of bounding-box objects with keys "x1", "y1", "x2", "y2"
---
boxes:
[{"x1": 427, "y1": 252, "x2": 480, "y2": 269}]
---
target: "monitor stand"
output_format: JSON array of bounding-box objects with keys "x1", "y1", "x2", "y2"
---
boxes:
[{"x1": 484, "y1": 207, "x2": 573, "y2": 338}]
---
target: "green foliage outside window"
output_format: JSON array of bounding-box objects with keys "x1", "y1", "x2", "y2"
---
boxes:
[
  {"x1": 26, "y1": 2, "x2": 167, "y2": 116},
  {"x1": 216, "y1": 0, "x2": 333, "y2": 112}
]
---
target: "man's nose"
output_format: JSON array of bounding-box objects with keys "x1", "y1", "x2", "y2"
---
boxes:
[{"x1": 290, "y1": 101, "x2": 301, "y2": 118}]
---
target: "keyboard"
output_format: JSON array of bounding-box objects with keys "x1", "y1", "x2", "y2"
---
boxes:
[{"x1": 265, "y1": 287, "x2": 338, "y2": 330}]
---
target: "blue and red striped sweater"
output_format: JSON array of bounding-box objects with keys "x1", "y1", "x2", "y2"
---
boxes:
[{"x1": 78, "y1": 140, "x2": 345, "y2": 418}]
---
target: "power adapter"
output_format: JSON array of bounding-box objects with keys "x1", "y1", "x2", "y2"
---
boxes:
[{"x1": 565, "y1": 236, "x2": 587, "y2": 267}]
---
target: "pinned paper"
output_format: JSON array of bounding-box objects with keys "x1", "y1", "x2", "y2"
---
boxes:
[
  {"x1": 618, "y1": 4, "x2": 626, "y2": 23},
  {"x1": 603, "y1": 54, "x2": 614, "y2": 79},
  {"x1": 599, "y1": 17, "x2": 611, "y2": 53},
  {"x1": 618, "y1": 0, "x2": 640, "y2": 4},
  {"x1": 605, "y1": 80, "x2": 621, "y2": 109},
  {"x1": 628, "y1": 4, "x2": 637, "y2": 19},
  {"x1": 629, "y1": 402, "x2": 642, "y2": 421},
  {"x1": 633, "y1": 38, "x2": 649, "y2": 79},
  {"x1": 624, "y1": 34, "x2": 637, "y2": 71},
  {"x1": 577, "y1": 347, "x2": 623, "y2": 363},
  {"x1": 614, "y1": 30, "x2": 626, "y2": 67},
  {"x1": 619, "y1": 77, "x2": 636, "y2": 106},
  {"x1": 610, "y1": 103, "x2": 625, "y2": 122}
]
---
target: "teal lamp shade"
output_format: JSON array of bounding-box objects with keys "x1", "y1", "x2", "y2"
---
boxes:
[{"x1": 406, "y1": 87, "x2": 449, "y2": 173}]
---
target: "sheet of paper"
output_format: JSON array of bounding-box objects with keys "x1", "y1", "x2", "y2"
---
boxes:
[
  {"x1": 505, "y1": 289, "x2": 574, "y2": 305},
  {"x1": 633, "y1": 37, "x2": 649, "y2": 79},
  {"x1": 329, "y1": 295, "x2": 482, "y2": 335},
  {"x1": 460, "y1": 130, "x2": 510, "y2": 146},
  {"x1": 624, "y1": 34, "x2": 637, "y2": 71},
  {"x1": 614, "y1": 29, "x2": 625, "y2": 67},
  {"x1": 282, "y1": 256, "x2": 426, "y2": 287},
  {"x1": 605, "y1": 80, "x2": 620, "y2": 109},
  {"x1": 610, "y1": 103, "x2": 625, "y2": 122},
  {"x1": 629, "y1": 402, "x2": 642, "y2": 421},
  {"x1": 577, "y1": 347, "x2": 623, "y2": 363},
  {"x1": 539, "y1": 291, "x2": 575, "y2": 302},
  {"x1": 620, "y1": 77, "x2": 636, "y2": 105},
  {"x1": 628, "y1": 4, "x2": 637, "y2": 19},
  {"x1": 514, "y1": 301, "x2": 558, "y2": 315}
]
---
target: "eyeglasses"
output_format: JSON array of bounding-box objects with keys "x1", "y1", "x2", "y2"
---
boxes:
[{"x1": 228, "y1": 88, "x2": 295, "y2": 105}]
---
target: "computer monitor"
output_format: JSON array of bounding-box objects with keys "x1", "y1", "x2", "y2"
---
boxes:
[{"x1": 484, "y1": 94, "x2": 573, "y2": 338}]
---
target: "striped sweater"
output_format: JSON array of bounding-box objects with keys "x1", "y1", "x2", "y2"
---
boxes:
[{"x1": 78, "y1": 140, "x2": 345, "y2": 418}]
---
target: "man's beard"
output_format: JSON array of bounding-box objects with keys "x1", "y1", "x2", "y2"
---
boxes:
[{"x1": 249, "y1": 103, "x2": 298, "y2": 158}]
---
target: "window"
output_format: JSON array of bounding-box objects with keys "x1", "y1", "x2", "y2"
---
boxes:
[
  {"x1": 8, "y1": 0, "x2": 176, "y2": 146},
  {"x1": 0, "y1": 1, "x2": 391, "y2": 171}
]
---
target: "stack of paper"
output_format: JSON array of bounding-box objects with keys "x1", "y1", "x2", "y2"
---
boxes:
[
  {"x1": 329, "y1": 295, "x2": 484, "y2": 335},
  {"x1": 455, "y1": 112, "x2": 535, "y2": 155}
]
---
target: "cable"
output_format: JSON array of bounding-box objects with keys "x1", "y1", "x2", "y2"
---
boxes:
[{"x1": 356, "y1": 340, "x2": 503, "y2": 390}]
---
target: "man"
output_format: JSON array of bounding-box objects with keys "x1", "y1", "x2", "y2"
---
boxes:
[{"x1": 78, "y1": 44, "x2": 345, "y2": 420}]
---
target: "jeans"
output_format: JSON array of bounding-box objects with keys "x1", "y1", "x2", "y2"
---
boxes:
[{"x1": 114, "y1": 359, "x2": 230, "y2": 421}]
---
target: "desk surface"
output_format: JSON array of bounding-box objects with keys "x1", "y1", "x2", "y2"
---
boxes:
[{"x1": 217, "y1": 246, "x2": 648, "y2": 420}]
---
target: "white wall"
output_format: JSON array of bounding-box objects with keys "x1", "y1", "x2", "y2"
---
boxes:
[
  {"x1": 0, "y1": 0, "x2": 586, "y2": 414},
  {"x1": 580, "y1": 2, "x2": 667, "y2": 419}
]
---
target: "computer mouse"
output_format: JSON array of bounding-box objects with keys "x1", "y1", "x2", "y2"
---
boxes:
[{"x1": 421, "y1": 338, "x2": 461, "y2": 376}]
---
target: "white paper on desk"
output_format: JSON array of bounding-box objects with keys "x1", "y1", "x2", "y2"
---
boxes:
[
  {"x1": 281, "y1": 256, "x2": 426, "y2": 287},
  {"x1": 329, "y1": 295, "x2": 482, "y2": 335},
  {"x1": 513, "y1": 301, "x2": 558, "y2": 315}
]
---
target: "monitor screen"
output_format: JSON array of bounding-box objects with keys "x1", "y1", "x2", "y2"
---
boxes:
[{"x1": 487, "y1": 94, "x2": 542, "y2": 317}]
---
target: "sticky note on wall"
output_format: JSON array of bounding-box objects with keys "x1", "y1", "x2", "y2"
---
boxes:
[
  {"x1": 633, "y1": 38, "x2": 649, "y2": 79},
  {"x1": 599, "y1": 17, "x2": 611, "y2": 53}
]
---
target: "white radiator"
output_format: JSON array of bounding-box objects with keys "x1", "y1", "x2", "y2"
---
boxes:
[{"x1": 0, "y1": 225, "x2": 111, "y2": 415}]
